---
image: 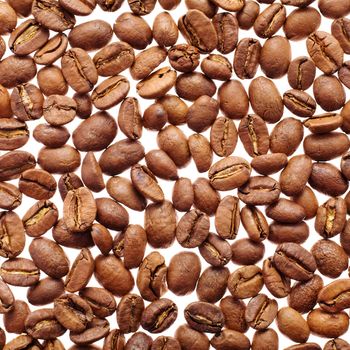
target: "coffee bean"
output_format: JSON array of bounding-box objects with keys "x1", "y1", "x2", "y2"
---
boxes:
[
  {"x1": 266, "y1": 198, "x2": 306, "y2": 224},
  {"x1": 268, "y1": 221, "x2": 309, "y2": 244},
  {"x1": 238, "y1": 114, "x2": 269, "y2": 157},
  {"x1": 81, "y1": 152, "x2": 105, "y2": 193},
  {"x1": 252, "y1": 329, "x2": 278, "y2": 350},
  {"x1": 220, "y1": 296, "x2": 248, "y2": 333},
  {"x1": 188, "y1": 134, "x2": 213, "y2": 173},
  {"x1": 211, "y1": 329, "x2": 250, "y2": 350},
  {"x1": 117, "y1": 294, "x2": 144, "y2": 333},
  {"x1": 184, "y1": 302, "x2": 224, "y2": 333},
  {"x1": 153, "y1": 12, "x2": 179, "y2": 47},
  {"x1": 254, "y1": 3, "x2": 286, "y2": 38},
  {"x1": 237, "y1": 1, "x2": 260, "y2": 30},
  {"x1": 152, "y1": 336, "x2": 181, "y2": 350},
  {"x1": 70, "y1": 317, "x2": 110, "y2": 345},
  {"x1": 324, "y1": 339, "x2": 350, "y2": 350},
  {"x1": 263, "y1": 257, "x2": 291, "y2": 298},
  {"x1": 125, "y1": 332, "x2": 153, "y2": 350},
  {"x1": 96, "y1": 197, "x2": 129, "y2": 231},
  {"x1": 283, "y1": 89, "x2": 316, "y2": 118},
  {"x1": 0, "y1": 118, "x2": 29, "y2": 151},
  {"x1": 4, "y1": 300, "x2": 30, "y2": 334},
  {"x1": 292, "y1": 186, "x2": 318, "y2": 220},
  {"x1": 0, "y1": 277, "x2": 14, "y2": 313},
  {"x1": 58, "y1": 173, "x2": 83, "y2": 200},
  {"x1": 304, "y1": 113, "x2": 343, "y2": 134},
  {"x1": 95, "y1": 254, "x2": 134, "y2": 297},
  {"x1": 210, "y1": 117, "x2": 238, "y2": 157},
  {"x1": 288, "y1": 56, "x2": 316, "y2": 90},
  {"x1": 29, "y1": 237, "x2": 69, "y2": 279},
  {"x1": 4, "y1": 335, "x2": 41, "y2": 350},
  {"x1": 175, "y1": 325, "x2": 210, "y2": 350},
  {"x1": 97, "y1": 0, "x2": 123, "y2": 11},
  {"x1": 241, "y1": 205, "x2": 269, "y2": 242},
  {"x1": 307, "y1": 31, "x2": 344, "y2": 74},
  {"x1": 339, "y1": 61, "x2": 350, "y2": 89},
  {"x1": 0, "y1": 85, "x2": 12, "y2": 118},
  {"x1": 277, "y1": 307, "x2": 310, "y2": 343},
  {"x1": 33, "y1": 124, "x2": 70, "y2": 148},
  {"x1": 332, "y1": 18, "x2": 350, "y2": 54},
  {"x1": 37, "y1": 66, "x2": 68, "y2": 96},
  {"x1": 0, "y1": 2, "x2": 17, "y2": 35},
  {"x1": 199, "y1": 233, "x2": 232, "y2": 267},
  {"x1": 59, "y1": 0, "x2": 96, "y2": 15},
  {"x1": 193, "y1": 178, "x2": 220, "y2": 215},
  {"x1": 234, "y1": 38, "x2": 261, "y2": 79},
  {"x1": 200, "y1": 54, "x2": 232, "y2": 81},
  {"x1": 185, "y1": 0, "x2": 217, "y2": 17},
  {"x1": 318, "y1": 0, "x2": 350, "y2": 19},
  {"x1": 212, "y1": 12, "x2": 238, "y2": 54},
  {"x1": 141, "y1": 299, "x2": 178, "y2": 333},
  {"x1": 215, "y1": 196, "x2": 240, "y2": 240},
  {"x1": 273, "y1": 242, "x2": 317, "y2": 281},
  {"x1": 251, "y1": 153, "x2": 288, "y2": 176},
  {"x1": 145, "y1": 150, "x2": 178, "y2": 181},
  {"x1": 157, "y1": 94, "x2": 188, "y2": 125},
  {"x1": 34, "y1": 33, "x2": 68, "y2": 66},
  {"x1": 27, "y1": 277, "x2": 65, "y2": 306},
  {"x1": 231, "y1": 238, "x2": 265, "y2": 265},
  {"x1": 172, "y1": 178, "x2": 193, "y2": 212}
]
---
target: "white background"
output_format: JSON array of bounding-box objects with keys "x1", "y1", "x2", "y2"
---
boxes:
[{"x1": 1, "y1": 0, "x2": 349, "y2": 348}]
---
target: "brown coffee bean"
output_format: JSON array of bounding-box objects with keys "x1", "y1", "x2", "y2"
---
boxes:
[
  {"x1": 145, "y1": 150, "x2": 178, "y2": 180},
  {"x1": 231, "y1": 238, "x2": 265, "y2": 266},
  {"x1": 277, "y1": 307, "x2": 310, "y2": 343},
  {"x1": 199, "y1": 233, "x2": 232, "y2": 266},
  {"x1": 209, "y1": 0, "x2": 243, "y2": 10},
  {"x1": 341, "y1": 100, "x2": 350, "y2": 133},
  {"x1": 0, "y1": 2, "x2": 17, "y2": 35},
  {"x1": 185, "y1": 0, "x2": 218, "y2": 17},
  {"x1": 212, "y1": 12, "x2": 238, "y2": 54},
  {"x1": 263, "y1": 257, "x2": 291, "y2": 298},
  {"x1": 95, "y1": 254, "x2": 134, "y2": 297},
  {"x1": 27, "y1": 277, "x2": 65, "y2": 306},
  {"x1": 196, "y1": 266, "x2": 229, "y2": 303},
  {"x1": 117, "y1": 294, "x2": 144, "y2": 333},
  {"x1": 341, "y1": 152, "x2": 350, "y2": 180},
  {"x1": 273, "y1": 242, "x2": 317, "y2": 281},
  {"x1": 188, "y1": 134, "x2": 213, "y2": 173},
  {"x1": 0, "y1": 211, "x2": 25, "y2": 258},
  {"x1": 175, "y1": 325, "x2": 210, "y2": 350},
  {"x1": 193, "y1": 178, "x2": 220, "y2": 216},
  {"x1": 0, "y1": 118, "x2": 29, "y2": 151},
  {"x1": 185, "y1": 302, "x2": 224, "y2": 333},
  {"x1": 324, "y1": 339, "x2": 350, "y2": 350},
  {"x1": 145, "y1": 201, "x2": 176, "y2": 248},
  {"x1": 114, "y1": 12, "x2": 152, "y2": 50},
  {"x1": 201, "y1": 54, "x2": 232, "y2": 81},
  {"x1": 167, "y1": 252, "x2": 201, "y2": 295},
  {"x1": 97, "y1": 0, "x2": 123, "y2": 11},
  {"x1": 238, "y1": 114, "x2": 269, "y2": 157},
  {"x1": 304, "y1": 113, "x2": 343, "y2": 134},
  {"x1": 29, "y1": 238, "x2": 69, "y2": 279},
  {"x1": 241, "y1": 205, "x2": 269, "y2": 242},
  {"x1": 332, "y1": 18, "x2": 350, "y2": 55},
  {"x1": 0, "y1": 85, "x2": 12, "y2": 118},
  {"x1": 238, "y1": 176, "x2": 281, "y2": 206},
  {"x1": 292, "y1": 186, "x2": 318, "y2": 220},
  {"x1": 288, "y1": 274, "x2": 323, "y2": 314},
  {"x1": 19, "y1": 169, "x2": 56, "y2": 200},
  {"x1": 266, "y1": 198, "x2": 305, "y2": 224},
  {"x1": 252, "y1": 329, "x2": 278, "y2": 350},
  {"x1": 270, "y1": 117, "x2": 304, "y2": 156},
  {"x1": 237, "y1": 1, "x2": 260, "y2": 30},
  {"x1": 307, "y1": 309, "x2": 349, "y2": 338},
  {"x1": 4, "y1": 300, "x2": 30, "y2": 334},
  {"x1": 0, "y1": 276, "x2": 14, "y2": 313},
  {"x1": 215, "y1": 196, "x2": 240, "y2": 240},
  {"x1": 288, "y1": 56, "x2": 316, "y2": 90},
  {"x1": 210, "y1": 117, "x2": 238, "y2": 157},
  {"x1": 96, "y1": 197, "x2": 129, "y2": 231},
  {"x1": 309, "y1": 162, "x2": 349, "y2": 197},
  {"x1": 318, "y1": 279, "x2": 350, "y2": 313},
  {"x1": 33, "y1": 124, "x2": 70, "y2": 148},
  {"x1": 157, "y1": 94, "x2": 188, "y2": 125},
  {"x1": 37, "y1": 66, "x2": 68, "y2": 96},
  {"x1": 176, "y1": 72, "x2": 216, "y2": 101},
  {"x1": 124, "y1": 332, "x2": 153, "y2": 350},
  {"x1": 81, "y1": 152, "x2": 105, "y2": 193},
  {"x1": 341, "y1": 218, "x2": 350, "y2": 254},
  {"x1": 254, "y1": 3, "x2": 286, "y2": 38},
  {"x1": 59, "y1": 0, "x2": 96, "y2": 15},
  {"x1": 152, "y1": 336, "x2": 180, "y2": 350},
  {"x1": 172, "y1": 178, "x2": 194, "y2": 212},
  {"x1": 34, "y1": 33, "x2": 68, "y2": 66},
  {"x1": 143, "y1": 103, "x2": 168, "y2": 130},
  {"x1": 168, "y1": 44, "x2": 199, "y2": 73},
  {"x1": 251, "y1": 153, "x2": 288, "y2": 176},
  {"x1": 70, "y1": 317, "x2": 110, "y2": 345},
  {"x1": 211, "y1": 330, "x2": 250, "y2": 350},
  {"x1": 307, "y1": 31, "x2": 344, "y2": 74},
  {"x1": 318, "y1": 0, "x2": 350, "y2": 19},
  {"x1": 268, "y1": 221, "x2": 309, "y2": 244},
  {"x1": 141, "y1": 299, "x2": 177, "y2": 333},
  {"x1": 219, "y1": 296, "x2": 248, "y2": 333},
  {"x1": 4, "y1": 335, "x2": 41, "y2": 350},
  {"x1": 90, "y1": 224, "x2": 113, "y2": 256},
  {"x1": 58, "y1": 173, "x2": 83, "y2": 200},
  {"x1": 153, "y1": 12, "x2": 178, "y2": 47},
  {"x1": 312, "y1": 239, "x2": 348, "y2": 278},
  {"x1": 283, "y1": 89, "x2": 316, "y2": 118}
]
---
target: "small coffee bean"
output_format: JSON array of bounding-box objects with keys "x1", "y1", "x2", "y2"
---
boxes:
[
  {"x1": 103, "y1": 330, "x2": 125, "y2": 350},
  {"x1": 231, "y1": 238, "x2": 265, "y2": 265},
  {"x1": 4, "y1": 335, "x2": 41, "y2": 350},
  {"x1": 211, "y1": 329, "x2": 250, "y2": 350},
  {"x1": 292, "y1": 186, "x2": 318, "y2": 220},
  {"x1": 143, "y1": 103, "x2": 168, "y2": 130},
  {"x1": 81, "y1": 152, "x2": 105, "y2": 193},
  {"x1": 117, "y1": 294, "x2": 144, "y2": 333},
  {"x1": 234, "y1": 38, "x2": 261, "y2": 79},
  {"x1": 332, "y1": 18, "x2": 350, "y2": 54},
  {"x1": 237, "y1": 1, "x2": 260, "y2": 30},
  {"x1": 318, "y1": 0, "x2": 350, "y2": 19},
  {"x1": 0, "y1": 277, "x2": 14, "y2": 313},
  {"x1": 0, "y1": 85, "x2": 12, "y2": 118},
  {"x1": 4, "y1": 300, "x2": 30, "y2": 334},
  {"x1": 252, "y1": 329, "x2": 278, "y2": 350},
  {"x1": 70, "y1": 317, "x2": 110, "y2": 345},
  {"x1": 288, "y1": 56, "x2": 316, "y2": 90},
  {"x1": 125, "y1": 332, "x2": 153, "y2": 350},
  {"x1": 96, "y1": 197, "x2": 129, "y2": 231},
  {"x1": 215, "y1": 196, "x2": 240, "y2": 240},
  {"x1": 168, "y1": 44, "x2": 199, "y2": 73},
  {"x1": 304, "y1": 113, "x2": 343, "y2": 134},
  {"x1": 0, "y1": 118, "x2": 29, "y2": 151},
  {"x1": 200, "y1": 54, "x2": 232, "y2": 81},
  {"x1": 188, "y1": 134, "x2": 213, "y2": 173},
  {"x1": 0, "y1": 2, "x2": 17, "y2": 35},
  {"x1": 251, "y1": 153, "x2": 288, "y2": 176},
  {"x1": 34, "y1": 33, "x2": 68, "y2": 66},
  {"x1": 324, "y1": 339, "x2": 350, "y2": 350},
  {"x1": 185, "y1": 0, "x2": 217, "y2": 17},
  {"x1": 1, "y1": 258, "x2": 39, "y2": 287},
  {"x1": 210, "y1": 117, "x2": 238, "y2": 157},
  {"x1": 283, "y1": 89, "x2": 316, "y2": 118},
  {"x1": 33, "y1": 124, "x2": 70, "y2": 148},
  {"x1": 172, "y1": 178, "x2": 194, "y2": 212},
  {"x1": 266, "y1": 198, "x2": 305, "y2": 224},
  {"x1": 175, "y1": 325, "x2": 210, "y2": 350},
  {"x1": 153, "y1": 12, "x2": 178, "y2": 47},
  {"x1": 37, "y1": 66, "x2": 68, "y2": 96},
  {"x1": 254, "y1": 3, "x2": 286, "y2": 38},
  {"x1": 27, "y1": 277, "x2": 65, "y2": 306},
  {"x1": 145, "y1": 150, "x2": 178, "y2": 180},
  {"x1": 241, "y1": 205, "x2": 269, "y2": 242},
  {"x1": 58, "y1": 173, "x2": 83, "y2": 200},
  {"x1": 96, "y1": 0, "x2": 123, "y2": 11},
  {"x1": 220, "y1": 296, "x2": 248, "y2": 333},
  {"x1": 212, "y1": 12, "x2": 238, "y2": 54},
  {"x1": 59, "y1": 0, "x2": 96, "y2": 15},
  {"x1": 268, "y1": 221, "x2": 309, "y2": 244},
  {"x1": 157, "y1": 94, "x2": 188, "y2": 125},
  {"x1": 152, "y1": 336, "x2": 181, "y2": 350},
  {"x1": 199, "y1": 233, "x2": 232, "y2": 267}
]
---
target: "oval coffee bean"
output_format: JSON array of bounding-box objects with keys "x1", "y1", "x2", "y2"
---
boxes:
[
  {"x1": 0, "y1": 182, "x2": 21, "y2": 210},
  {"x1": 0, "y1": 118, "x2": 29, "y2": 151},
  {"x1": 172, "y1": 178, "x2": 194, "y2": 211},
  {"x1": 27, "y1": 277, "x2": 65, "y2": 306},
  {"x1": 199, "y1": 233, "x2": 232, "y2": 267},
  {"x1": 268, "y1": 221, "x2": 309, "y2": 244},
  {"x1": 234, "y1": 38, "x2": 261, "y2": 79},
  {"x1": 304, "y1": 113, "x2": 343, "y2": 134},
  {"x1": 34, "y1": 33, "x2": 68, "y2": 65},
  {"x1": 251, "y1": 153, "x2": 288, "y2": 176},
  {"x1": 188, "y1": 134, "x2": 213, "y2": 173},
  {"x1": 254, "y1": 3, "x2": 286, "y2": 38},
  {"x1": 318, "y1": 279, "x2": 350, "y2": 313},
  {"x1": 241, "y1": 205, "x2": 269, "y2": 242},
  {"x1": 117, "y1": 294, "x2": 144, "y2": 333},
  {"x1": 288, "y1": 56, "x2": 316, "y2": 90},
  {"x1": 33, "y1": 124, "x2": 70, "y2": 148},
  {"x1": 266, "y1": 198, "x2": 305, "y2": 224},
  {"x1": 96, "y1": 198, "x2": 129, "y2": 231},
  {"x1": 0, "y1": 278, "x2": 14, "y2": 313},
  {"x1": 283, "y1": 89, "x2": 316, "y2": 118},
  {"x1": 231, "y1": 238, "x2": 265, "y2": 265},
  {"x1": 1, "y1": 258, "x2": 39, "y2": 287},
  {"x1": 215, "y1": 196, "x2": 240, "y2": 240}
]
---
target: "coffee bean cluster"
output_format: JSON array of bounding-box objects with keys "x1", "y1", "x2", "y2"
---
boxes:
[{"x1": 1, "y1": 0, "x2": 350, "y2": 349}]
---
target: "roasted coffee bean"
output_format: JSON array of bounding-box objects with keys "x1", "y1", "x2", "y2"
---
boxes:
[
  {"x1": 185, "y1": 0, "x2": 217, "y2": 17},
  {"x1": 288, "y1": 274, "x2": 323, "y2": 314},
  {"x1": 314, "y1": 75, "x2": 345, "y2": 112},
  {"x1": 145, "y1": 150, "x2": 178, "y2": 180},
  {"x1": 324, "y1": 339, "x2": 350, "y2": 350},
  {"x1": 114, "y1": 13, "x2": 152, "y2": 50},
  {"x1": 33, "y1": 124, "x2": 70, "y2": 148},
  {"x1": 63, "y1": 187, "x2": 96, "y2": 233},
  {"x1": 11, "y1": 83, "x2": 44, "y2": 122},
  {"x1": 215, "y1": 196, "x2": 240, "y2": 240},
  {"x1": 27, "y1": 277, "x2": 65, "y2": 306},
  {"x1": 197, "y1": 267, "x2": 229, "y2": 303},
  {"x1": 25, "y1": 309, "x2": 65, "y2": 340},
  {"x1": 266, "y1": 198, "x2": 305, "y2": 224},
  {"x1": 211, "y1": 329, "x2": 250, "y2": 350},
  {"x1": 168, "y1": 44, "x2": 199, "y2": 73},
  {"x1": 0, "y1": 258, "x2": 39, "y2": 287},
  {"x1": 131, "y1": 46, "x2": 167, "y2": 80},
  {"x1": 307, "y1": 31, "x2": 344, "y2": 74},
  {"x1": 288, "y1": 56, "x2": 316, "y2": 90},
  {"x1": 241, "y1": 205, "x2": 269, "y2": 242},
  {"x1": 292, "y1": 186, "x2": 318, "y2": 220},
  {"x1": 281, "y1": 0, "x2": 315, "y2": 6},
  {"x1": 167, "y1": 252, "x2": 201, "y2": 295},
  {"x1": 220, "y1": 296, "x2": 248, "y2": 333},
  {"x1": 94, "y1": 254, "x2": 134, "y2": 297},
  {"x1": 79, "y1": 287, "x2": 116, "y2": 318},
  {"x1": 59, "y1": 0, "x2": 96, "y2": 15},
  {"x1": 70, "y1": 317, "x2": 110, "y2": 345},
  {"x1": 238, "y1": 176, "x2": 281, "y2": 206},
  {"x1": 81, "y1": 152, "x2": 105, "y2": 193},
  {"x1": 34, "y1": 33, "x2": 68, "y2": 66},
  {"x1": 141, "y1": 299, "x2": 177, "y2": 333},
  {"x1": 318, "y1": 279, "x2": 350, "y2": 313},
  {"x1": 29, "y1": 238, "x2": 69, "y2": 279},
  {"x1": 307, "y1": 308, "x2": 349, "y2": 338},
  {"x1": 273, "y1": 242, "x2": 317, "y2": 281},
  {"x1": 277, "y1": 307, "x2": 310, "y2": 343},
  {"x1": 318, "y1": 0, "x2": 350, "y2": 19},
  {"x1": 32, "y1": 0, "x2": 76, "y2": 32},
  {"x1": 304, "y1": 113, "x2": 343, "y2": 134},
  {"x1": 117, "y1": 97, "x2": 142, "y2": 140},
  {"x1": 9, "y1": 19, "x2": 49, "y2": 56},
  {"x1": 37, "y1": 66, "x2": 68, "y2": 96},
  {"x1": 153, "y1": 12, "x2": 179, "y2": 47},
  {"x1": 270, "y1": 117, "x2": 304, "y2": 156},
  {"x1": 0, "y1": 55, "x2": 37, "y2": 89},
  {"x1": 0, "y1": 118, "x2": 29, "y2": 151},
  {"x1": 311, "y1": 240, "x2": 348, "y2": 278},
  {"x1": 151, "y1": 336, "x2": 180, "y2": 350},
  {"x1": 185, "y1": 302, "x2": 224, "y2": 333},
  {"x1": 200, "y1": 54, "x2": 232, "y2": 81},
  {"x1": 0, "y1": 278, "x2": 14, "y2": 313},
  {"x1": 263, "y1": 257, "x2": 291, "y2": 298},
  {"x1": 124, "y1": 332, "x2": 153, "y2": 350},
  {"x1": 4, "y1": 335, "x2": 41, "y2": 350},
  {"x1": 8, "y1": 0, "x2": 33, "y2": 17},
  {"x1": 212, "y1": 12, "x2": 238, "y2": 54},
  {"x1": 97, "y1": 0, "x2": 123, "y2": 11},
  {"x1": 199, "y1": 233, "x2": 232, "y2": 267},
  {"x1": 332, "y1": 18, "x2": 350, "y2": 54},
  {"x1": 218, "y1": 79, "x2": 249, "y2": 119},
  {"x1": 4, "y1": 300, "x2": 30, "y2": 334},
  {"x1": 172, "y1": 178, "x2": 194, "y2": 211},
  {"x1": 19, "y1": 169, "x2": 56, "y2": 200},
  {"x1": 309, "y1": 162, "x2": 349, "y2": 197},
  {"x1": 251, "y1": 153, "x2": 288, "y2": 176},
  {"x1": 341, "y1": 100, "x2": 350, "y2": 133},
  {"x1": 142, "y1": 103, "x2": 168, "y2": 130},
  {"x1": 268, "y1": 221, "x2": 309, "y2": 244},
  {"x1": 175, "y1": 325, "x2": 210, "y2": 350},
  {"x1": 96, "y1": 197, "x2": 129, "y2": 231},
  {"x1": 178, "y1": 10, "x2": 217, "y2": 53},
  {"x1": 210, "y1": 116, "x2": 238, "y2": 157},
  {"x1": 234, "y1": 38, "x2": 261, "y2": 79},
  {"x1": 283, "y1": 89, "x2": 316, "y2": 118},
  {"x1": 117, "y1": 294, "x2": 144, "y2": 333},
  {"x1": 341, "y1": 152, "x2": 350, "y2": 180},
  {"x1": 188, "y1": 134, "x2": 213, "y2": 173},
  {"x1": 0, "y1": 2, "x2": 17, "y2": 35},
  {"x1": 23, "y1": 200, "x2": 58, "y2": 238},
  {"x1": 0, "y1": 85, "x2": 12, "y2": 118},
  {"x1": 54, "y1": 294, "x2": 93, "y2": 333},
  {"x1": 252, "y1": 329, "x2": 278, "y2": 350},
  {"x1": 61, "y1": 48, "x2": 98, "y2": 94},
  {"x1": 58, "y1": 173, "x2": 83, "y2": 200},
  {"x1": 254, "y1": 3, "x2": 286, "y2": 38},
  {"x1": 237, "y1": 1, "x2": 260, "y2": 30},
  {"x1": 157, "y1": 94, "x2": 188, "y2": 125},
  {"x1": 238, "y1": 114, "x2": 269, "y2": 157},
  {"x1": 0, "y1": 211, "x2": 25, "y2": 258},
  {"x1": 92, "y1": 75, "x2": 130, "y2": 110}
]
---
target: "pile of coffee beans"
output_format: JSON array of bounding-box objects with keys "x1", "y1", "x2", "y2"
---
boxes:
[{"x1": 2, "y1": 0, "x2": 350, "y2": 349}]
